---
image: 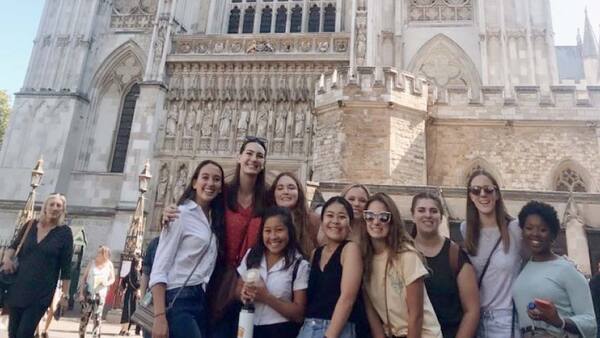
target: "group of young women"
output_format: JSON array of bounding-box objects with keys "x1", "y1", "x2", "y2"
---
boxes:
[{"x1": 148, "y1": 136, "x2": 597, "y2": 338}]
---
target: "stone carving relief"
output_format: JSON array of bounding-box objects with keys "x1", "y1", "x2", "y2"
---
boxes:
[
  {"x1": 409, "y1": 0, "x2": 473, "y2": 23},
  {"x1": 111, "y1": 0, "x2": 157, "y2": 29},
  {"x1": 156, "y1": 163, "x2": 169, "y2": 203},
  {"x1": 408, "y1": 35, "x2": 481, "y2": 100},
  {"x1": 158, "y1": 62, "x2": 329, "y2": 157},
  {"x1": 172, "y1": 164, "x2": 188, "y2": 203},
  {"x1": 355, "y1": 8, "x2": 367, "y2": 66},
  {"x1": 420, "y1": 48, "x2": 464, "y2": 87},
  {"x1": 172, "y1": 35, "x2": 350, "y2": 56}
]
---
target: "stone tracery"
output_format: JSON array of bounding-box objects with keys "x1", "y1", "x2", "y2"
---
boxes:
[{"x1": 409, "y1": 0, "x2": 473, "y2": 23}]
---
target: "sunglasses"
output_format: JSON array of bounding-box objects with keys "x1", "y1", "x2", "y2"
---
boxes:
[
  {"x1": 363, "y1": 211, "x2": 392, "y2": 223},
  {"x1": 468, "y1": 185, "x2": 497, "y2": 196},
  {"x1": 245, "y1": 136, "x2": 268, "y2": 146}
]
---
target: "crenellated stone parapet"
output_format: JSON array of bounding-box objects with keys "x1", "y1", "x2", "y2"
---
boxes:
[
  {"x1": 169, "y1": 33, "x2": 351, "y2": 61},
  {"x1": 434, "y1": 85, "x2": 600, "y2": 121},
  {"x1": 314, "y1": 66, "x2": 431, "y2": 113},
  {"x1": 312, "y1": 67, "x2": 431, "y2": 185}
]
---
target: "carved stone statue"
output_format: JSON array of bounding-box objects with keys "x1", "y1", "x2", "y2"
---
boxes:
[
  {"x1": 219, "y1": 102, "x2": 234, "y2": 137},
  {"x1": 276, "y1": 76, "x2": 290, "y2": 102},
  {"x1": 183, "y1": 103, "x2": 196, "y2": 138},
  {"x1": 294, "y1": 76, "x2": 310, "y2": 102},
  {"x1": 237, "y1": 102, "x2": 252, "y2": 136},
  {"x1": 294, "y1": 103, "x2": 306, "y2": 138},
  {"x1": 256, "y1": 103, "x2": 269, "y2": 138},
  {"x1": 172, "y1": 165, "x2": 188, "y2": 203},
  {"x1": 356, "y1": 18, "x2": 367, "y2": 66},
  {"x1": 275, "y1": 103, "x2": 289, "y2": 138},
  {"x1": 222, "y1": 75, "x2": 236, "y2": 101},
  {"x1": 258, "y1": 76, "x2": 271, "y2": 102},
  {"x1": 240, "y1": 75, "x2": 254, "y2": 101},
  {"x1": 201, "y1": 102, "x2": 214, "y2": 137},
  {"x1": 205, "y1": 75, "x2": 218, "y2": 101},
  {"x1": 153, "y1": 24, "x2": 166, "y2": 67},
  {"x1": 156, "y1": 164, "x2": 169, "y2": 203},
  {"x1": 166, "y1": 103, "x2": 178, "y2": 136}
]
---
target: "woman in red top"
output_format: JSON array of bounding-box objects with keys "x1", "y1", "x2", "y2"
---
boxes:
[{"x1": 163, "y1": 136, "x2": 268, "y2": 338}]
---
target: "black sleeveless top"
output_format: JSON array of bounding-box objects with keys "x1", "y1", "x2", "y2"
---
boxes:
[{"x1": 306, "y1": 240, "x2": 359, "y2": 322}]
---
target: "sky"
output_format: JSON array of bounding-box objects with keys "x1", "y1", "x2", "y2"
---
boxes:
[{"x1": 0, "y1": 1, "x2": 598, "y2": 103}]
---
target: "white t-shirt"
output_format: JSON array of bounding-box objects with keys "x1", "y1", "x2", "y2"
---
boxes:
[
  {"x1": 460, "y1": 219, "x2": 522, "y2": 311},
  {"x1": 237, "y1": 250, "x2": 310, "y2": 326}
]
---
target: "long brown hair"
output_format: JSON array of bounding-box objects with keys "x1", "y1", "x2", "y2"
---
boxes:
[
  {"x1": 176, "y1": 160, "x2": 227, "y2": 259},
  {"x1": 364, "y1": 192, "x2": 421, "y2": 282},
  {"x1": 267, "y1": 172, "x2": 314, "y2": 256},
  {"x1": 464, "y1": 169, "x2": 513, "y2": 256}
]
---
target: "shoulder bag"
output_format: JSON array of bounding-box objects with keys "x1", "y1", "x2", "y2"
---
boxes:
[
  {"x1": 0, "y1": 219, "x2": 36, "y2": 307},
  {"x1": 131, "y1": 231, "x2": 214, "y2": 332}
]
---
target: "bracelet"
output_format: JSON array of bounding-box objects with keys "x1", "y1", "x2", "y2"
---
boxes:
[{"x1": 154, "y1": 312, "x2": 166, "y2": 318}]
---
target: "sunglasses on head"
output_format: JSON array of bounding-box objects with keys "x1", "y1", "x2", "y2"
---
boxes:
[
  {"x1": 468, "y1": 185, "x2": 497, "y2": 196},
  {"x1": 363, "y1": 211, "x2": 392, "y2": 223},
  {"x1": 244, "y1": 136, "x2": 268, "y2": 146}
]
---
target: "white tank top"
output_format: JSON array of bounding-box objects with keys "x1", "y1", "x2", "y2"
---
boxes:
[{"x1": 86, "y1": 261, "x2": 112, "y2": 299}]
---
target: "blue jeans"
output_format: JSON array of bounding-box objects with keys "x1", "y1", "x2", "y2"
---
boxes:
[
  {"x1": 166, "y1": 285, "x2": 208, "y2": 338},
  {"x1": 477, "y1": 309, "x2": 517, "y2": 338},
  {"x1": 297, "y1": 318, "x2": 356, "y2": 338}
]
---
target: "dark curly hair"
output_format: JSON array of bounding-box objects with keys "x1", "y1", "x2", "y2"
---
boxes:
[{"x1": 518, "y1": 200, "x2": 560, "y2": 239}]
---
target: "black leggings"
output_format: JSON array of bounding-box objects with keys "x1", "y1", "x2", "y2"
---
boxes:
[{"x1": 8, "y1": 304, "x2": 48, "y2": 338}]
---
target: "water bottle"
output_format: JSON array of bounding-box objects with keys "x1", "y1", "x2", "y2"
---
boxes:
[{"x1": 237, "y1": 269, "x2": 260, "y2": 338}]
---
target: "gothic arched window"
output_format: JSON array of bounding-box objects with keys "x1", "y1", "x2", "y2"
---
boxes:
[
  {"x1": 110, "y1": 84, "x2": 140, "y2": 173},
  {"x1": 290, "y1": 5, "x2": 302, "y2": 33},
  {"x1": 228, "y1": 7, "x2": 241, "y2": 34},
  {"x1": 323, "y1": 4, "x2": 336, "y2": 32},
  {"x1": 260, "y1": 6, "x2": 273, "y2": 33},
  {"x1": 555, "y1": 168, "x2": 587, "y2": 192},
  {"x1": 308, "y1": 5, "x2": 320, "y2": 32},
  {"x1": 275, "y1": 6, "x2": 287, "y2": 33},
  {"x1": 242, "y1": 7, "x2": 256, "y2": 33}
]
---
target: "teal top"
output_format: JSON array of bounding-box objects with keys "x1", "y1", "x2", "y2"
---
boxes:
[{"x1": 512, "y1": 257, "x2": 597, "y2": 338}]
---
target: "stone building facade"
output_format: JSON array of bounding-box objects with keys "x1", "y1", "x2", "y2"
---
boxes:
[{"x1": 1, "y1": 0, "x2": 600, "y2": 273}]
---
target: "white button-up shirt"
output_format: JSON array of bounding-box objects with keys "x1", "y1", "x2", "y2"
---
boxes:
[
  {"x1": 237, "y1": 250, "x2": 310, "y2": 326},
  {"x1": 150, "y1": 200, "x2": 218, "y2": 290}
]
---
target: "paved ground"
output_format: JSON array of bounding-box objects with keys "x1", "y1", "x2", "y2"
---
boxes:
[{"x1": 0, "y1": 309, "x2": 143, "y2": 338}]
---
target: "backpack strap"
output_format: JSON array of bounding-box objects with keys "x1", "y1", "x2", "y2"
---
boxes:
[{"x1": 290, "y1": 258, "x2": 301, "y2": 301}]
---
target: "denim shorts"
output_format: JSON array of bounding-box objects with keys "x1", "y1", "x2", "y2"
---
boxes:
[
  {"x1": 297, "y1": 318, "x2": 356, "y2": 338},
  {"x1": 477, "y1": 309, "x2": 518, "y2": 338}
]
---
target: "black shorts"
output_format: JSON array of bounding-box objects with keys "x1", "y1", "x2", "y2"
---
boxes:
[{"x1": 254, "y1": 321, "x2": 302, "y2": 338}]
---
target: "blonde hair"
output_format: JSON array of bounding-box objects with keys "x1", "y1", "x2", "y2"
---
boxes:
[
  {"x1": 39, "y1": 193, "x2": 67, "y2": 225},
  {"x1": 97, "y1": 245, "x2": 112, "y2": 260}
]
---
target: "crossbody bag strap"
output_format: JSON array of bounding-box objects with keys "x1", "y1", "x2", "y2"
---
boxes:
[
  {"x1": 166, "y1": 230, "x2": 214, "y2": 310},
  {"x1": 477, "y1": 237, "x2": 502, "y2": 288},
  {"x1": 384, "y1": 260, "x2": 392, "y2": 335},
  {"x1": 14, "y1": 219, "x2": 36, "y2": 256}
]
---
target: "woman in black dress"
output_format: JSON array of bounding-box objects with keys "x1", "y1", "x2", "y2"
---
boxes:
[
  {"x1": 119, "y1": 256, "x2": 141, "y2": 335},
  {"x1": 2, "y1": 193, "x2": 74, "y2": 338}
]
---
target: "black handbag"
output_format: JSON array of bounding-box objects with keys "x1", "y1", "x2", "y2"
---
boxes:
[{"x1": 0, "y1": 220, "x2": 35, "y2": 307}]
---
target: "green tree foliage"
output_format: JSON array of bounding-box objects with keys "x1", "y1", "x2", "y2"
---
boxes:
[{"x1": 0, "y1": 90, "x2": 10, "y2": 147}]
